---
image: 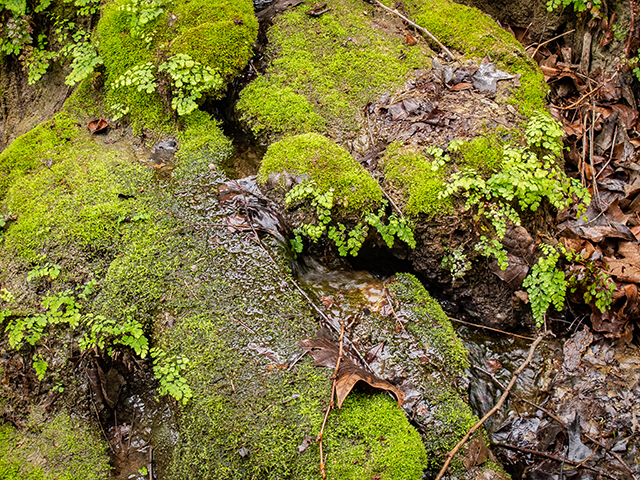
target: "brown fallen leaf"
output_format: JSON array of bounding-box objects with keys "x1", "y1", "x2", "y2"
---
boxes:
[
  {"x1": 321, "y1": 295, "x2": 334, "y2": 309},
  {"x1": 405, "y1": 32, "x2": 417, "y2": 46},
  {"x1": 449, "y1": 82, "x2": 472, "y2": 91},
  {"x1": 88, "y1": 118, "x2": 109, "y2": 135},
  {"x1": 298, "y1": 337, "x2": 404, "y2": 408}
]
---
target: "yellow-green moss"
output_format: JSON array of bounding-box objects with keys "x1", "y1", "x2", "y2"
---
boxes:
[
  {"x1": 258, "y1": 133, "x2": 383, "y2": 213},
  {"x1": 456, "y1": 132, "x2": 507, "y2": 173},
  {"x1": 382, "y1": 142, "x2": 452, "y2": 218},
  {"x1": 0, "y1": 413, "x2": 110, "y2": 480},
  {"x1": 237, "y1": 0, "x2": 432, "y2": 138},
  {"x1": 0, "y1": 112, "x2": 78, "y2": 199},
  {"x1": 402, "y1": 0, "x2": 547, "y2": 117},
  {"x1": 96, "y1": 0, "x2": 258, "y2": 132}
]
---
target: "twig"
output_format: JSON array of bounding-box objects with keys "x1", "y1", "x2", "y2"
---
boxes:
[
  {"x1": 495, "y1": 443, "x2": 619, "y2": 480},
  {"x1": 529, "y1": 29, "x2": 576, "y2": 59},
  {"x1": 559, "y1": 72, "x2": 619, "y2": 110},
  {"x1": 434, "y1": 333, "x2": 547, "y2": 480},
  {"x1": 182, "y1": 278, "x2": 200, "y2": 301},
  {"x1": 370, "y1": 0, "x2": 455, "y2": 60},
  {"x1": 449, "y1": 316, "x2": 536, "y2": 341},
  {"x1": 90, "y1": 395, "x2": 115, "y2": 455},
  {"x1": 317, "y1": 322, "x2": 345, "y2": 479},
  {"x1": 590, "y1": 97, "x2": 601, "y2": 208}
]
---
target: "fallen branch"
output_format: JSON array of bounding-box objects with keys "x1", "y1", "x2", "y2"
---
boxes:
[
  {"x1": 369, "y1": 0, "x2": 455, "y2": 61},
  {"x1": 317, "y1": 322, "x2": 345, "y2": 479},
  {"x1": 434, "y1": 332, "x2": 547, "y2": 480}
]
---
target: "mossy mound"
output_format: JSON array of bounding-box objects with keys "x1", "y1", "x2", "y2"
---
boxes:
[
  {"x1": 258, "y1": 133, "x2": 383, "y2": 213},
  {"x1": 0, "y1": 113, "x2": 427, "y2": 479},
  {"x1": 237, "y1": 0, "x2": 432, "y2": 143},
  {"x1": 402, "y1": 0, "x2": 547, "y2": 117},
  {"x1": 381, "y1": 142, "x2": 452, "y2": 218},
  {"x1": 0, "y1": 411, "x2": 110, "y2": 480},
  {"x1": 97, "y1": 0, "x2": 258, "y2": 131}
]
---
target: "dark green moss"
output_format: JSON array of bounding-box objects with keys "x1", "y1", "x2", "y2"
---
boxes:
[
  {"x1": 237, "y1": 0, "x2": 431, "y2": 138},
  {"x1": 402, "y1": 0, "x2": 547, "y2": 117},
  {"x1": 382, "y1": 142, "x2": 452, "y2": 218},
  {"x1": 0, "y1": 413, "x2": 110, "y2": 480},
  {"x1": 259, "y1": 133, "x2": 383, "y2": 213}
]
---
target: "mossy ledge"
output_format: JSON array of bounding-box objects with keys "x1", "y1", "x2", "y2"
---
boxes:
[{"x1": 237, "y1": 0, "x2": 432, "y2": 144}]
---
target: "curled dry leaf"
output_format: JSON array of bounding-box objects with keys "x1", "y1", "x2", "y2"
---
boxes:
[
  {"x1": 298, "y1": 337, "x2": 404, "y2": 408},
  {"x1": 88, "y1": 118, "x2": 109, "y2": 135}
]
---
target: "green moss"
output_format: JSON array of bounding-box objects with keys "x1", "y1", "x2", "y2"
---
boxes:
[
  {"x1": 169, "y1": 0, "x2": 257, "y2": 79},
  {"x1": 236, "y1": 84, "x2": 326, "y2": 136},
  {"x1": 96, "y1": 0, "x2": 258, "y2": 131},
  {"x1": 325, "y1": 392, "x2": 428, "y2": 479},
  {"x1": 0, "y1": 112, "x2": 78, "y2": 199},
  {"x1": 382, "y1": 142, "x2": 451, "y2": 218},
  {"x1": 402, "y1": 0, "x2": 547, "y2": 117},
  {"x1": 389, "y1": 273, "x2": 468, "y2": 376},
  {"x1": 0, "y1": 413, "x2": 110, "y2": 480},
  {"x1": 237, "y1": 0, "x2": 431, "y2": 138},
  {"x1": 259, "y1": 133, "x2": 383, "y2": 213},
  {"x1": 456, "y1": 133, "x2": 506, "y2": 173}
]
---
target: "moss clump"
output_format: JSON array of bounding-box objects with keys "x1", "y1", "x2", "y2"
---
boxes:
[
  {"x1": 382, "y1": 142, "x2": 452, "y2": 218},
  {"x1": 258, "y1": 133, "x2": 383, "y2": 213},
  {"x1": 402, "y1": 0, "x2": 547, "y2": 117},
  {"x1": 456, "y1": 133, "x2": 507, "y2": 173},
  {"x1": 325, "y1": 392, "x2": 428, "y2": 479},
  {"x1": 0, "y1": 413, "x2": 110, "y2": 479},
  {"x1": 0, "y1": 112, "x2": 78, "y2": 199},
  {"x1": 389, "y1": 273, "x2": 469, "y2": 376},
  {"x1": 96, "y1": 0, "x2": 257, "y2": 131},
  {"x1": 237, "y1": 0, "x2": 431, "y2": 139}
]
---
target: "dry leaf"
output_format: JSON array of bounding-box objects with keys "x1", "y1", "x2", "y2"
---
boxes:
[
  {"x1": 298, "y1": 337, "x2": 404, "y2": 408},
  {"x1": 405, "y1": 33, "x2": 417, "y2": 46},
  {"x1": 88, "y1": 118, "x2": 109, "y2": 135}
]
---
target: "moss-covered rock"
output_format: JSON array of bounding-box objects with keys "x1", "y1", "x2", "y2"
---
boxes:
[
  {"x1": 381, "y1": 142, "x2": 452, "y2": 218},
  {"x1": 402, "y1": 0, "x2": 547, "y2": 117},
  {"x1": 0, "y1": 411, "x2": 110, "y2": 480},
  {"x1": 97, "y1": 0, "x2": 258, "y2": 131},
  {"x1": 258, "y1": 132, "x2": 383, "y2": 214},
  {"x1": 237, "y1": 0, "x2": 432, "y2": 144}
]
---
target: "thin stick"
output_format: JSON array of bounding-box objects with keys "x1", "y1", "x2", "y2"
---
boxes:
[
  {"x1": 434, "y1": 333, "x2": 547, "y2": 480},
  {"x1": 495, "y1": 443, "x2": 619, "y2": 480},
  {"x1": 449, "y1": 316, "x2": 536, "y2": 341},
  {"x1": 530, "y1": 29, "x2": 576, "y2": 59},
  {"x1": 182, "y1": 278, "x2": 200, "y2": 301},
  {"x1": 317, "y1": 322, "x2": 345, "y2": 479},
  {"x1": 560, "y1": 72, "x2": 619, "y2": 110},
  {"x1": 590, "y1": 97, "x2": 601, "y2": 208},
  {"x1": 370, "y1": 0, "x2": 455, "y2": 60},
  {"x1": 90, "y1": 395, "x2": 115, "y2": 455}
]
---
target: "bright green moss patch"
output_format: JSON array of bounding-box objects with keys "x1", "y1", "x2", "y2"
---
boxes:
[
  {"x1": 390, "y1": 273, "x2": 469, "y2": 376},
  {"x1": 0, "y1": 413, "x2": 110, "y2": 480},
  {"x1": 236, "y1": 84, "x2": 326, "y2": 136},
  {"x1": 259, "y1": 133, "x2": 383, "y2": 213},
  {"x1": 325, "y1": 392, "x2": 428, "y2": 479},
  {"x1": 382, "y1": 142, "x2": 451, "y2": 218},
  {"x1": 0, "y1": 112, "x2": 78, "y2": 199},
  {"x1": 456, "y1": 133, "x2": 506, "y2": 173},
  {"x1": 237, "y1": 0, "x2": 431, "y2": 138},
  {"x1": 403, "y1": 0, "x2": 547, "y2": 117},
  {"x1": 97, "y1": 0, "x2": 257, "y2": 131}
]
